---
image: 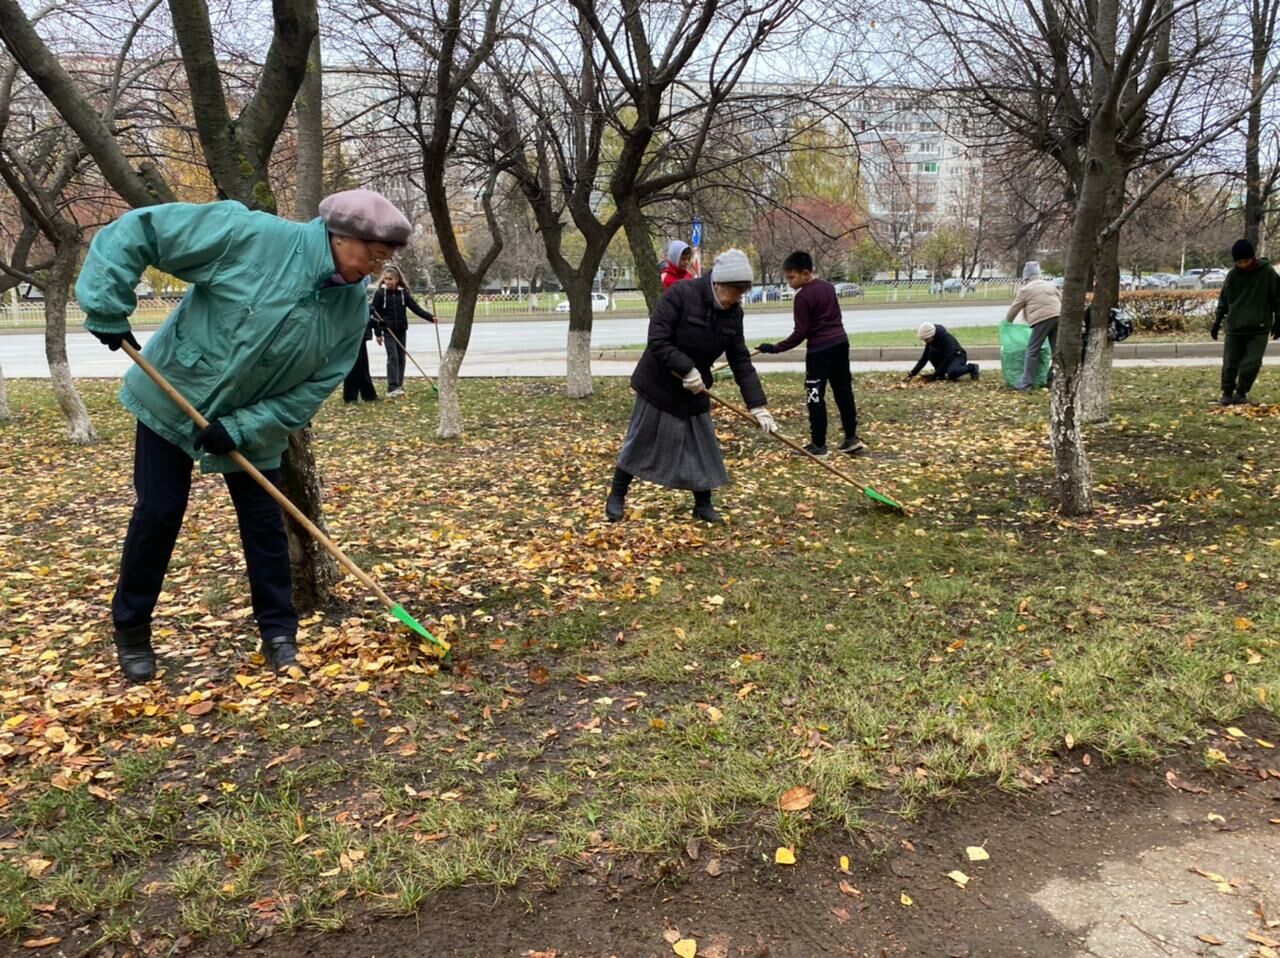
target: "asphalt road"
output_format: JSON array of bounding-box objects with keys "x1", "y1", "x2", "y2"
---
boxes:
[{"x1": 1, "y1": 304, "x2": 1010, "y2": 379}]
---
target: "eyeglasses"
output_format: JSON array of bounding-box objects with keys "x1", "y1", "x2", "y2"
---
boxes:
[{"x1": 360, "y1": 239, "x2": 396, "y2": 267}]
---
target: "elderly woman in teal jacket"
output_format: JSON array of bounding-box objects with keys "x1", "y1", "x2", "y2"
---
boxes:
[{"x1": 77, "y1": 189, "x2": 413, "y2": 682}]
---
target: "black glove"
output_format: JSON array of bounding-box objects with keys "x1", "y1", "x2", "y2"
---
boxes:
[
  {"x1": 757, "y1": 342, "x2": 777, "y2": 354},
  {"x1": 91, "y1": 329, "x2": 142, "y2": 352},
  {"x1": 1210, "y1": 322, "x2": 1220, "y2": 341},
  {"x1": 194, "y1": 420, "x2": 237, "y2": 455},
  {"x1": 426, "y1": 312, "x2": 436, "y2": 324}
]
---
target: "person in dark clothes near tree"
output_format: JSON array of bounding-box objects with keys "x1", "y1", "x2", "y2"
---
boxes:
[
  {"x1": 370, "y1": 265, "x2": 434, "y2": 397},
  {"x1": 1211, "y1": 238, "x2": 1280, "y2": 405},
  {"x1": 904, "y1": 322, "x2": 980, "y2": 383},
  {"x1": 757, "y1": 250, "x2": 864, "y2": 458},
  {"x1": 606, "y1": 248, "x2": 776, "y2": 524},
  {"x1": 342, "y1": 304, "x2": 382, "y2": 403}
]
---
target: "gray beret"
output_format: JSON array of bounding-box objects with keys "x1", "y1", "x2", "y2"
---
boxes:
[{"x1": 319, "y1": 189, "x2": 413, "y2": 246}]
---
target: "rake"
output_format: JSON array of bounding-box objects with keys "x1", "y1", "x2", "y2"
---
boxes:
[
  {"x1": 121, "y1": 341, "x2": 451, "y2": 660},
  {"x1": 382, "y1": 326, "x2": 439, "y2": 394}
]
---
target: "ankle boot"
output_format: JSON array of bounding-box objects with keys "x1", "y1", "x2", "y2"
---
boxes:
[
  {"x1": 113, "y1": 623, "x2": 156, "y2": 683},
  {"x1": 262, "y1": 635, "x2": 302, "y2": 673},
  {"x1": 691, "y1": 491, "x2": 723, "y2": 524},
  {"x1": 605, "y1": 468, "x2": 633, "y2": 522}
]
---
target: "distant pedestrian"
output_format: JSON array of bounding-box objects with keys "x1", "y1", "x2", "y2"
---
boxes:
[
  {"x1": 1004, "y1": 261, "x2": 1061, "y2": 390},
  {"x1": 661, "y1": 241, "x2": 695, "y2": 290},
  {"x1": 1211, "y1": 239, "x2": 1280, "y2": 405},
  {"x1": 342, "y1": 305, "x2": 382, "y2": 403},
  {"x1": 756, "y1": 250, "x2": 864, "y2": 457},
  {"x1": 606, "y1": 248, "x2": 776, "y2": 524},
  {"x1": 905, "y1": 323, "x2": 979, "y2": 382},
  {"x1": 370, "y1": 266, "x2": 434, "y2": 397}
]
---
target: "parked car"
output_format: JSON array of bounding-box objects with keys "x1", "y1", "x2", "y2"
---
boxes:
[
  {"x1": 1118, "y1": 273, "x2": 1138, "y2": 291},
  {"x1": 833, "y1": 282, "x2": 864, "y2": 298},
  {"x1": 929, "y1": 277, "x2": 976, "y2": 294},
  {"x1": 1175, "y1": 268, "x2": 1226, "y2": 290},
  {"x1": 1051, "y1": 276, "x2": 1064, "y2": 289},
  {"x1": 746, "y1": 285, "x2": 784, "y2": 304},
  {"x1": 1140, "y1": 272, "x2": 1179, "y2": 289},
  {"x1": 555, "y1": 292, "x2": 612, "y2": 312},
  {"x1": 780, "y1": 285, "x2": 797, "y2": 300},
  {"x1": 1200, "y1": 268, "x2": 1227, "y2": 289}
]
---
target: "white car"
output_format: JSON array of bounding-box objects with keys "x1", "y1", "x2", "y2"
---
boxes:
[{"x1": 556, "y1": 292, "x2": 612, "y2": 312}]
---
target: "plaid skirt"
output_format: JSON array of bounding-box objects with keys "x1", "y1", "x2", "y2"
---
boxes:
[{"x1": 616, "y1": 396, "x2": 729, "y2": 491}]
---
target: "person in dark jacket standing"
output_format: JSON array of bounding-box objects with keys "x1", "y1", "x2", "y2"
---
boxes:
[
  {"x1": 1211, "y1": 239, "x2": 1280, "y2": 405},
  {"x1": 370, "y1": 265, "x2": 434, "y2": 397},
  {"x1": 904, "y1": 323, "x2": 980, "y2": 382},
  {"x1": 342, "y1": 306, "x2": 382, "y2": 403},
  {"x1": 606, "y1": 249, "x2": 776, "y2": 524},
  {"x1": 757, "y1": 250, "x2": 864, "y2": 458}
]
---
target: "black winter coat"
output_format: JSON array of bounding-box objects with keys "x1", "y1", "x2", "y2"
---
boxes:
[
  {"x1": 630, "y1": 275, "x2": 766, "y2": 418},
  {"x1": 370, "y1": 287, "x2": 433, "y2": 336},
  {"x1": 909, "y1": 324, "x2": 966, "y2": 377}
]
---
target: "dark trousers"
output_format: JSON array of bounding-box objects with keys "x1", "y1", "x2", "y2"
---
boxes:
[
  {"x1": 113, "y1": 423, "x2": 298, "y2": 640},
  {"x1": 929, "y1": 354, "x2": 977, "y2": 381},
  {"x1": 385, "y1": 327, "x2": 408, "y2": 391},
  {"x1": 804, "y1": 341, "x2": 858, "y2": 447},
  {"x1": 1019, "y1": 319, "x2": 1058, "y2": 389},
  {"x1": 1221, "y1": 330, "x2": 1269, "y2": 396},
  {"x1": 342, "y1": 341, "x2": 378, "y2": 402}
]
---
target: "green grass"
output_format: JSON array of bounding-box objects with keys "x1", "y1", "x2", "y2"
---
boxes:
[{"x1": 0, "y1": 370, "x2": 1277, "y2": 944}]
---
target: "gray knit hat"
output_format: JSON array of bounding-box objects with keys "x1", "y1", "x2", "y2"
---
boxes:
[
  {"x1": 319, "y1": 189, "x2": 413, "y2": 246},
  {"x1": 710, "y1": 248, "x2": 753, "y2": 284},
  {"x1": 918, "y1": 322, "x2": 936, "y2": 341}
]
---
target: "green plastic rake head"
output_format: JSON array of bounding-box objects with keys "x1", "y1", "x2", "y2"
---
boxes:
[
  {"x1": 862, "y1": 486, "x2": 906, "y2": 512},
  {"x1": 391, "y1": 603, "x2": 451, "y2": 660}
]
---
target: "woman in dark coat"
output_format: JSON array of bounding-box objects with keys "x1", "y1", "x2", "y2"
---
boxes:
[
  {"x1": 606, "y1": 249, "x2": 776, "y2": 524},
  {"x1": 370, "y1": 265, "x2": 434, "y2": 397},
  {"x1": 342, "y1": 308, "x2": 383, "y2": 403}
]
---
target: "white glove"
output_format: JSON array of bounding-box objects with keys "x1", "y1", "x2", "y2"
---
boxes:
[
  {"x1": 750, "y1": 407, "x2": 777, "y2": 433},
  {"x1": 681, "y1": 368, "x2": 707, "y2": 394}
]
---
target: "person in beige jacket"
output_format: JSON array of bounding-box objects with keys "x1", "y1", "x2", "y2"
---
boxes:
[{"x1": 1005, "y1": 261, "x2": 1062, "y2": 390}]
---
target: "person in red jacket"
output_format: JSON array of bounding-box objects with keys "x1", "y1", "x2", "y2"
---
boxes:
[
  {"x1": 757, "y1": 250, "x2": 865, "y2": 458},
  {"x1": 660, "y1": 241, "x2": 695, "y2": 289}
]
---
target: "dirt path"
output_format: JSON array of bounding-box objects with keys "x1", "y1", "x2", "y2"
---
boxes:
[{"x1": 235, "y1": 726, "x2": 1280, "y2": 958}]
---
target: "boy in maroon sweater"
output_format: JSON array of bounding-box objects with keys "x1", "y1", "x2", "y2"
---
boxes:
[{"x1": 758, "y1": 251, "x2": 865, "y2": 457}]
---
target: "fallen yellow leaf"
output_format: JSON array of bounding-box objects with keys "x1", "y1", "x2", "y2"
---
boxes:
[
  {"x1": 673, "y1": 938, "x2": 697, "y2": 958},
  {"x1": 1225, "y1": 727, "x2": 1245, "y2": 738},
  {"x1": 778, "y1": 786, "x2": 816, "y2": 812},
  {"x1": 839, "y1": 855, "x2": 850, "y2": 873},
  {"x1": 947, "y1": 870, "x2": 970, "y2": 887},
  {"x1": 965, "y1": 846, "x2": 990, "y2": 862},
  {"x1": 899, "y1": 891, "x2": 913, "y2": 906},
  {"x1": 1205, "y1": 748, "x2": 1229, "y2": 765},
  {"x1": 774, "y1": 847, "x2": 796, "y2": 865}
]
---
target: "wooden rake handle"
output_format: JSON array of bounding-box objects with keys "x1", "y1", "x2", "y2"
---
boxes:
[
  {"x1": 699, "y1": 383, "x2": 877, "y2": 495},
  {"x1": 382, "y1": 326, "x2": 436, "y2": 387},
  {"x1": 121, "y1": 341, "x2": 398, "y2": 612}
]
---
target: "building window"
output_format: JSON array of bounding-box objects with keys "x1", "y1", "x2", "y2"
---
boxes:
[{"x1": 919, "y1": 161, "x2": 939, "y2": 173}]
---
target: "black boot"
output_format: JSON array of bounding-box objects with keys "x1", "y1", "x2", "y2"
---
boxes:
[
  {"x1": 692, "y1": 490, "x2": 723, "y2": 524},
  {"x1": 605, "y1": 467, "x2": 632, "y2": 522},
  {"x1": 969, "y1": 363, "x2": 980, "y2": 380},
  {"x1": 262, "y1": 635, "x2": 302, "y2": 673},
  {"x1": 113, "y1": 623, "x2": 156, "y2": 683},
  {"x1": 1216, "y1": 392, "x2": 1235, "y2": 406}
]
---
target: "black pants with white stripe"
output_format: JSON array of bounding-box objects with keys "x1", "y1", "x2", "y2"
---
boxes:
[{"x1": 804, "y1": 340, "x2": 857, "y2": 447}]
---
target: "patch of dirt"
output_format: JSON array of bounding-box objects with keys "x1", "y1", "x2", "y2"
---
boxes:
[{"x1": 182, "y1": 719, "x2": 1280, "y2": 958}]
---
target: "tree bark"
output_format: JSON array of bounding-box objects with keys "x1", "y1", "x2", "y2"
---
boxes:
[
  {"x1": 1080, "y1": 206, "x2": 1121, "y2": 424},
  {"x1": 279, "y1": 428, "x2": 337, "y2": 611},
  {"x1": 437, "y1": 345, "x2": 466, "y2": 439},
  {"x1": 620, "y1": 195, "x2": 662, "y2": 310},
  {"x1": 562, "y1": 278, "x2": 597, "y2": 398},
  {"x1": 292, "y1": 34, "x2": 324, "y2": 220},
  {"x1": 44, "y1": 233, "x2": 97, "y2": 444}
]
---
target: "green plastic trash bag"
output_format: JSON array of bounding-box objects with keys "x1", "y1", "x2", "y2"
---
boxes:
[{"x1": 999, "y1": 321, "x2": 1051, "y2": 388}]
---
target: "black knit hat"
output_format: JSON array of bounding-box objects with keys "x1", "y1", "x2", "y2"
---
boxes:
[{"x1": 1232, "y1": 239, "x2": 1255, "y2": 261}]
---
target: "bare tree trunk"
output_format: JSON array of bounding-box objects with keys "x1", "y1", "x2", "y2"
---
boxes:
[
  {"x1": 44, "y1": 235, "x2": 97, "y2": 444},
  {"x1": 0, "y1": 361, "x2": 9, "y2": 420},
  {"x1": 279, "y1": 428, "x2": 337, "y2": 611},
  {"x1": 293, "y1": 35, "x2": 324, "y2": 220},
  {"x1": 437, "y1": 346, "x2": 465, "y2": 438},
  {"x1": 1081, "y1": 200, "x2": 1122, "y2": 423},
  {"x1": 620, "y1": 196, "x2": 662, "y2": 310},
  {"x1": 563, "y1": 279, "x2": 596, "y2": 398}
]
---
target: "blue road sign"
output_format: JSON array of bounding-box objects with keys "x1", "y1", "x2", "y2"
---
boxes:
[{"x1": 691, "y1": 217, "x2": 702, "y2": 248}]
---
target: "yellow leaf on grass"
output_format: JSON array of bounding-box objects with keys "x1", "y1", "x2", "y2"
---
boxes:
[
  {"x1": 1256, "y1": 738, "x2": 1276, "y2": 749},
  {"x1": 778, "y1": 786, "x2": 816, "y2": 812},
  {"x1": 839, "y1": 855, "x2": 850, "y2": 873},
  {"x1": 674, "y1": 627, "x2": 686, "y2": 641},
  {"x1": 947, "y1": 870, "x2": 970, "y2": 887},
  {"x1": 899, "y1": 891, "x2": 913, "y2": 906},
  {"x1": 1205, "y1": 748, "x2": 1229, "y2": 765},
  {"x1": 1225, "y1": 727, "x2": 1245, "y2": 738},
  {"x1": 705, "y1": 706, "x2": 723, "y2": 724},
  {"x1": 774, "y1": 847, "x2": 796, "y2": 865},
  {"x1": 965, "y1": 846, "x2": 990, "y2": 862},
  {"x1": 1235, "y1": 617, "x2": 1253, "y2": 631},
  {"x1": 673, "y1": 939, "x2": 698, "y2": 958},
  {"x1": 234, "y1": 674, "x2": 254, "y2": 688},
  {"x1": 179, "y1": 723, "x2": 196, "y2": 735}
]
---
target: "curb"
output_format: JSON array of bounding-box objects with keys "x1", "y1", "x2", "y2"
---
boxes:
[{"x1": 593, "y1": 342, "x2": 1225, "y2": 363}]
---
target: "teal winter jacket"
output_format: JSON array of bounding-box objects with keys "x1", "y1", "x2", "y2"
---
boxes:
[{"x1": 77, "y1": 201, "x2": 368, "y2": 474}]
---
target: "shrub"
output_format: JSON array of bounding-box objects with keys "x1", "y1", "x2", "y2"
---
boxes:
[{"x1": 1117, "y1": 290, "x2": 1217, "y2": 334}]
